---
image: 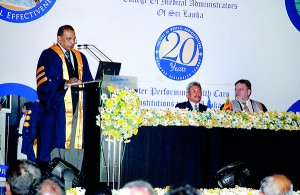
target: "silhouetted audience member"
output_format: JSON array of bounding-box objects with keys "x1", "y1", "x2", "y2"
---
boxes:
[
  {"x1": 166, "y1": 184, "x2": 200, "y2": 195},
  {"x1": 259, "y1": 174, "x2": 293, "y2": 195},
  {"x1": 5, "y1": 159, "x2": 41, "y2": 195},
  {"x1": 31, "y1": 175, "x2": 65, "y2": 195},
  {"x1": 119, "y1": 180, "x2": 154, "y2": 195}
]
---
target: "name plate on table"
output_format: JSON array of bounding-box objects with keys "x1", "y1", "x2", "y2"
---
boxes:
[{"x1": 102, "y1": 75, "x2": 137, "y2": 92}]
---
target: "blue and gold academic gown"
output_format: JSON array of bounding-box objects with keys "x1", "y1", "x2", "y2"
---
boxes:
[
  {"x1": 36, "y1": 44, "x2": 93, "y2": 161},
  {"x1": 22, "y1": 100, "x2": 43, "y2": 162}
]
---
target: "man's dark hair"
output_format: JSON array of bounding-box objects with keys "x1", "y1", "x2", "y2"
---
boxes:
[
  {"x1": 235, "y1": 79, "x2": 252, "y2": 90},
  {"x1": 23, "y1": 102, "x2": 32, "y2": 110},
  {"x1": 57, "y1": 25, "x2": 75, "y2": 36},
  {"x1": 6, "y1": 159, "x2": 41, "y2": 195}
]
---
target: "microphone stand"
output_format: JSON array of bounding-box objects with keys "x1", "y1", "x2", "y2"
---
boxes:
[
  {"x1": 89, "y1": 45, "x2": 113, "y2": 63},
  {"x1": 78, "y1": 45, "x2": 104, "y2": 81}
]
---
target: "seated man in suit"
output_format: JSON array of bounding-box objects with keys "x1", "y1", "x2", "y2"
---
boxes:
[
  {"x1": 220, "y1": 79, "x2": 267, "y2": 112},
  {"x1": 175, "y1": 81, "x2": 207, "y2": 112}
]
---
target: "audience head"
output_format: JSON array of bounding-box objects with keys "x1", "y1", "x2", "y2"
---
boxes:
[
  {"x1": 186, "y1": 81, "x2": 202, "y2": 104},
  {"x1": 31, "y1": 175, "x2": 65, "y2": 195},
  {"x1": 119, "y1": 180, "x2": 154, "y2": 195},
  {"x1": 235, "y1": 79, "x2": 252, "y2": 103},
  {"x1": 259, "y1": 174, "x2": 293, "y2": 195},
  {"x1": 166, "y1": 183, "x2": 200, "y2": 195},
  {"x1": 5, "y1": 159, "x2": 41, "y2": 195}
]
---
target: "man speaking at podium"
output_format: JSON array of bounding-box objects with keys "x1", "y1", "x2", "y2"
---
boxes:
[{"x1": 36, "y1": 25, "x2": 93, "y2": 171}]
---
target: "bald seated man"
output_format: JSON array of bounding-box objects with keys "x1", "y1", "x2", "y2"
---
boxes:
[{"x1": 259, "y1": 174, "x2": 293, "y2": 195}]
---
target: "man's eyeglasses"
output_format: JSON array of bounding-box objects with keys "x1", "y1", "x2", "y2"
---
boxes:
[{"x1": 62, "y1": 36, "x2": 77, "y2": 43}]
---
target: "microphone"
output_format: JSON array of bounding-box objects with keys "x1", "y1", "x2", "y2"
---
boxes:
[
  {"x1": 77, "y1": 44, "x2": 90, "y2": 47},
  {"x1": 78, "y1": 44, "x2": 102, "y2": 62},
  {"x1": 90, "y1": 44, "x2": 113, "y2": 62},
  {"x1": 77, "y1": 44, "x2": 113, "y2": 62},
  {"x1": 77, "y1": 44, "x2": 104, "y2": 80}
]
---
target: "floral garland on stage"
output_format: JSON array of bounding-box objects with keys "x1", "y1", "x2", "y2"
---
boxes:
[
  {"x1": 140, "y1": 108, "x2": 300, "y2": 130},
  {"x1": 97, "y1": 87, "x2": 300, "y2": 143},
  {"x1": 97, "y1": 86, "x2": 143, "y2": 143}
]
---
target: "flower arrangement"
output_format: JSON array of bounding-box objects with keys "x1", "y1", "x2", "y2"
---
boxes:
[
  {"x1": 97, "y1": 88, "x2": 300, "y2": 143},
  {"x1": 97, "y1": 86, "x2": 143, "y2": 143},
  {"x1": 140, "y1": 108, "x2": 300, "y2": 130}
]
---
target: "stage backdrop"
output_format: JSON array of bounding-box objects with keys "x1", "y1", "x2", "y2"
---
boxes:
[{"x1": 0, "y1": 0, "x2": 300, "y2": 112}]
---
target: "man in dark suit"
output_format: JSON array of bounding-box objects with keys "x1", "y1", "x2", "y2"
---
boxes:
[{"x1": 175, "y1": 81, "x2": 207, "y2": 112}]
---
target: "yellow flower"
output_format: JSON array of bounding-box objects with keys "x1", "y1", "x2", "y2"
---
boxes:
[
  {"x1": 106, "y1": 99, "x2": 113, "y2": 108},
  {"x1": 98, "y1": 86, "x2": 142, "y2": 142},
  {"x1": 103, "y1": 113, "x2": 111, "y2": 121},
  {"x1": 108, "y1": 86, "x2": 115, "y2": 93}
]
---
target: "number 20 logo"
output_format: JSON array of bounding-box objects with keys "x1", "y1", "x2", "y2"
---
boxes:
[{"x1": 155, "y1": 25, "x2": 203, "y2": 81}]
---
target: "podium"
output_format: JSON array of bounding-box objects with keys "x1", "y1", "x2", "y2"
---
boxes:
[
  {"x1": 101, "y1": 75, "x2": 137, "y2": 93},
  {"x1": 98, "y1": 75, "x2": 137, "y2": 189},
  {"x1": 66, "y1": 75, "x2": 137, "y2": 189}
]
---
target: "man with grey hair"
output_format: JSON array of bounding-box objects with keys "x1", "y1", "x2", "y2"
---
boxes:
[
  {"x1": 175, "y1": 81, "x2": 207, "y2": 112},
  {"x1": 259, "y1": 174, "x2": 293, "y2": 195},
  {"x1": 5, "y1": 159, "x2": 41, "y2": 195},
  {"x1": 32, "y1": 175, "x2": 66, "y2": 195}
]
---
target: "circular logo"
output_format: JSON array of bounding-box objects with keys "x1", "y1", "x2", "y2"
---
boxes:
[
  {"x1": 0, "y1": 83, "x2": 38, "y2": 101},
  {"x1": 285, "y1": 0, "x2": 300, "y2": 32},
  {"x1": 0, "y1": 0, "x2": 56, "y2": 23},
  {"x1": 154, "y1": 25, "x2": 203, "y2": 81}
]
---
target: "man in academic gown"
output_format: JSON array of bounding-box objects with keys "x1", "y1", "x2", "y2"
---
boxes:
[{"x1": 36, "y1": 25, "x2": 93, "y2": 170}]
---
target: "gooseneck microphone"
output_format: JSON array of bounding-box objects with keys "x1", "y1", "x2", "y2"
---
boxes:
[
  {"x1": 77, "y1": 44, "x2": 113, "y2": 62},
  {"x1": 77, "y1": 44, "x2": 89, "y2": 47},
  {"x1": 77, "y1": 44, "x2": 105, "y2": 80},
  {"x1": 78, "y1": 44, "x2": 101, "y2": 62}
]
